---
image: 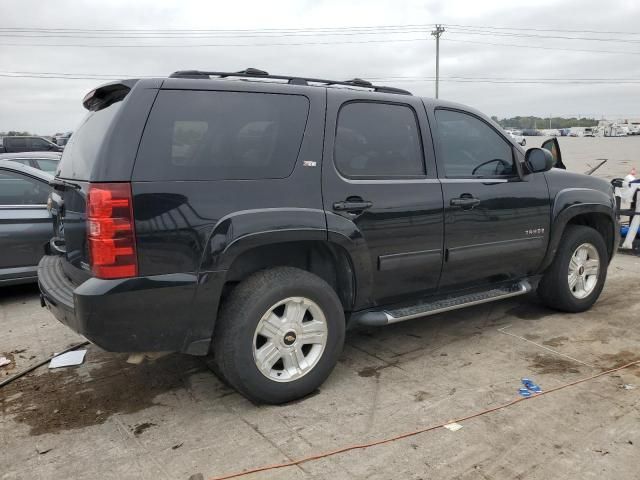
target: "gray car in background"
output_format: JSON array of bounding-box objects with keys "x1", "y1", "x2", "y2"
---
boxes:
[
  {"x1": 0, "y1": 160, "x2": 52, "y2": 285},
  {"x1": 0, "y1": 152, "x2": 61, "y2": 174}
]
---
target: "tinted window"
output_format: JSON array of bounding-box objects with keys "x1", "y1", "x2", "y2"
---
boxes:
[
  {"x1": 0, "y1": 170, "x2": 49, "y2": 205},
  {"x1": 335, "y1": 102, "x2": 424, "y2": 178},
  {"x1": 57, "y1": 100, "x2": 123, "y2": 180},
  {"x1": 134, "y1": 90, "x2": 310, "y2": 181},
  {"x1": 435, "y1": 110, "x2": 514, "y2": 177},
  {"x1": 8, "y1": 138, "x2": 27, "y2": 150}
]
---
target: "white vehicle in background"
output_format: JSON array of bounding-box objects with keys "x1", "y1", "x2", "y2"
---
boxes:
[
  {"x1": 603, "y1": 123, "x2": 628, "y2": 137},
  {"x1": 507, "y1": 130, "x2": 526, "y2": 146}
]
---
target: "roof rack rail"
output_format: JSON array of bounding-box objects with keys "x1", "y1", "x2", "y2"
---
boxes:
[{"x1": 169, "y1": 68, "x2": 412, "y2": 96}]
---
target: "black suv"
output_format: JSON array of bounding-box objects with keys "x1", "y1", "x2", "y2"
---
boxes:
[{"x1": 38, "y1": 69, "x2": 618, "y2": 404}]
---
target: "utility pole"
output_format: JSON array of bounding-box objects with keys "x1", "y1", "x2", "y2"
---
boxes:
[{"x1": 431, "y1": 24, "x2": 445, "y2": 99}]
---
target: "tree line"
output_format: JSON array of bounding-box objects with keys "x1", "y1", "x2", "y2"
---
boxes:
[
  {"x1": 0, "y1": 131, "x2": 36, "y2": 136},
  {"x1": 490, "y1": 116, "x2": 599, "y2": 130}
]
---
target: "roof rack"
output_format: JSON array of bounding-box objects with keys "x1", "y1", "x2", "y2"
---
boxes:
[{"x1": 169, "y1": 68, "x2": 412, "y2": 96}]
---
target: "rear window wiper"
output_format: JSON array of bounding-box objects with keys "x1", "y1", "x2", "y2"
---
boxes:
[{"x1": 50, "y1": 178, "x2": 81, "y2": 190}]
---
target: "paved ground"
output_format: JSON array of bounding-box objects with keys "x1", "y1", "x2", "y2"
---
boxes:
[
  {"x1": 1, "y1": 137, "x2": 639, "y2": 480},
  {"x1": 536, "y1": 135, "x2": 638, "y2": 180}
]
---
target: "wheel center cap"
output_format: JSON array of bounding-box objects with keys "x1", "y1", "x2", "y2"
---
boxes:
[
  {"x1": 578, "y1": 265, "x2": 585, "y2": 276},
  {"x1": 283, "y1": 331, "x2": 297, "y2": 346}
]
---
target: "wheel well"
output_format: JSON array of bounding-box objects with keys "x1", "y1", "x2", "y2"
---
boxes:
[
  {"x1": 223, "y1": 241, "x2": 355, "y2": 311},
  {"x1": 567, "y1": 212, "x2": 614, "y2": 260}
]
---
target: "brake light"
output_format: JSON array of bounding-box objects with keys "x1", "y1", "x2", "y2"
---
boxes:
[{"x1": 87, "y1": 183, "x2": 138, "y2": 279}]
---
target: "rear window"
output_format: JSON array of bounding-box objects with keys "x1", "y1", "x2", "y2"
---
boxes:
[
  {"x1": 57, "y1": 101, "x2": 123, "y2": 180},
  {"x1": 35, "y1": 159, "x2": 60, "y2": 173},
  {"x1": 133, "y1": 90, "x2": 309, "y2": 181}
]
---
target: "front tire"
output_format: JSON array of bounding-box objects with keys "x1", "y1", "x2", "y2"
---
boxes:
[
  {"x1": 538, "y1": 225, "x2": 608, "y2": 312},
  {"x1": 212, "y1": 267, "x2": 345, "y2": 404}
]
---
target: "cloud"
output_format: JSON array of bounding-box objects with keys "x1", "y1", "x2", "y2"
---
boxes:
[{"x1": 0, "y1": 0, "x2": 639, "y2": 133}]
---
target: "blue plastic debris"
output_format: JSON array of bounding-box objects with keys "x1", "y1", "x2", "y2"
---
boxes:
[
  {"x1": 518, "y1": 387, "x2": 532, "y2": 397},
  {"x1": 522, "y1": 378, "x2": 542, "y2": 393}
]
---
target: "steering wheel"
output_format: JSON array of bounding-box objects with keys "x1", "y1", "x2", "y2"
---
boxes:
[{"x1": 472, "y1": 158, "x2": 512, "y2": 176}]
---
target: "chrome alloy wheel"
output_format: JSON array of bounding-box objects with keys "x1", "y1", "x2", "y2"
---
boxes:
[
  {"x1": 568, "y1": 243, "x2": 600, "y2": 299},
  {"x1": 252, "y1": 297, "x2": 328, "y2": 382}
]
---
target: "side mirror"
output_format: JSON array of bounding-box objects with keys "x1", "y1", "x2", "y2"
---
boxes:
[{"x1": 525, "y1": 147, "x2": 553, "y2": 173}]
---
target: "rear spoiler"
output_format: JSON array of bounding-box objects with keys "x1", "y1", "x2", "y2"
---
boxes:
[{"x1": 82, "y1": 79, "x2": 138, "y2": 111}]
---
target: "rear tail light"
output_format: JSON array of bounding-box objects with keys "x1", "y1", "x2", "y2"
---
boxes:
[{"x1": 87, "y1": 183, "x2": 138, "y2": 279}]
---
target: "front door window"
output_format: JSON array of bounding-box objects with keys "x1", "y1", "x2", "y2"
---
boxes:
[{"x1": 435, "y1": 110, "x2": 515, "y2": 178}]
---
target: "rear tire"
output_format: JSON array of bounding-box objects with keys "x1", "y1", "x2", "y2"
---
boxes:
[
  {"x1": 212, "y1": 267, "x2": 345, "y2": 404},
  {"x1": 538, "y1": 225, "x2": 608, "y2": 312}
]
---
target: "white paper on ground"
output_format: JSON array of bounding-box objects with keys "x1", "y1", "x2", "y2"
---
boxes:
[
  {"x1": 444, "y1": 422, "x2": 463, "y2": 432},
  {"x1": 0, "y1": 356, "x2": 11, "y2": 367},
  {"x1": 49, "y1": 350, "x2": 87, "y2": 369}
]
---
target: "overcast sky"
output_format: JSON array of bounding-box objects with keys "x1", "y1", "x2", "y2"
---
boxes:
[{"x1": 1, "y1": 0, "x2": 639, "y2": 134}]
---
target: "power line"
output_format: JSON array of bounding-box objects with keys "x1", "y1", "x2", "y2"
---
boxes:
[
  {"x1": 6, "y1": 70, "x2": 640, "y2": 81},
  {"x1": 446, "y1": 38, "x2": 640, "y2": 55},
  {"x1": 2, "y1": 27, "x2": 639, "y2": 44},
  {"x1": 3, "y1": 35, "x2": 640, "y2": 55},
  {"x1": 0, "y1": 37, "x2": 434, "y2": 48},
  {"x1": 446, "y1": 27, "x2": 640, "y2": 44},
  {"x1": 0, "y1": 29, "x2": 434, "y2": 39},
  {"x1": 1, "y1": 71, "x2": 639, "y2": 85},
  {"x1": 0, "y1": 24, "x2": 434, "y2": 33},
  {"x1": 445, "y1": 23, "x2": 640, "y2": 36},
  {"x1": 1, "y1": 23, "x2": 638, "y2": 36}
]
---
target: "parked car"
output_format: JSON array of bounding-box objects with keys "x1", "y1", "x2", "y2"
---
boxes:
[
  {"x1": 0, "y1": 152, "x2": 61, "y2": 173},
  {"x1": 521, "y1": 128, "x2": 543, "y2": 136},
  {"x1": 0, "y1": 160, "x2": 53, "y2": 285},
  {"x1": 52, "y1": 132, "x2": 72, "y2": 147},
  {"x1": 39, "y1": 70, "x2": 619, "y2": 404},
  {"x1": 0, "y1": 136, "x2": 63, "y2": 153},
  {"x1": 507, "y1": 130, "x2": 526, "y2": 146}
]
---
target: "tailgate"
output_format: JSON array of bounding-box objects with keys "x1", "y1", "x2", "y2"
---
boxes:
[
  {"x1": 48, "y1": 181, "x2": 92, "y2": 283},
  {"x1": 47, "y1": 79, "x2": 157, "y2": 282}
]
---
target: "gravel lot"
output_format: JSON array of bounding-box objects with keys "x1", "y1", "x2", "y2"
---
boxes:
[{"x1": 1, "y1": 137, "x2": 639, "y2": 480}]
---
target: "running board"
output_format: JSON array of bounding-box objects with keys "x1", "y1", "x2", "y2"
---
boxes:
[{"x1": 353, "y1": 280, "x2": 532, "y2": 326}]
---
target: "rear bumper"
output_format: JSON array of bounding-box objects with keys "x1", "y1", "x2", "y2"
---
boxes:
[{"x1": 38, "y1": 255, "x2": 226, "y2": 355}]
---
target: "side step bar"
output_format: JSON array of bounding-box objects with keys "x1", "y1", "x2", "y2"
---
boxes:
[{"x1": 353, "y1": 280, "x2": 532, "y2": 327}]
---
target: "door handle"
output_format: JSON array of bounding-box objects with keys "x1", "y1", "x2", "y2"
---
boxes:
[
  {"x1": 333, "y1": 199, "x2": 373, "y2": 212},
  {"x1": 450, "y1": 195, "x2": 480, "y2": 209}
]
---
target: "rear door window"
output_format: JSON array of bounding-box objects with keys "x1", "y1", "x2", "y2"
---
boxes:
[
  {"x1": 0, "y1": 170, "x2": 49, "y2": 205},
  {"x1": 133, "y1": 90, "x2": 310, "y2": 181},
  {"x1": 334, "y1": 102, "x2": 425, "y2": 178}
]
